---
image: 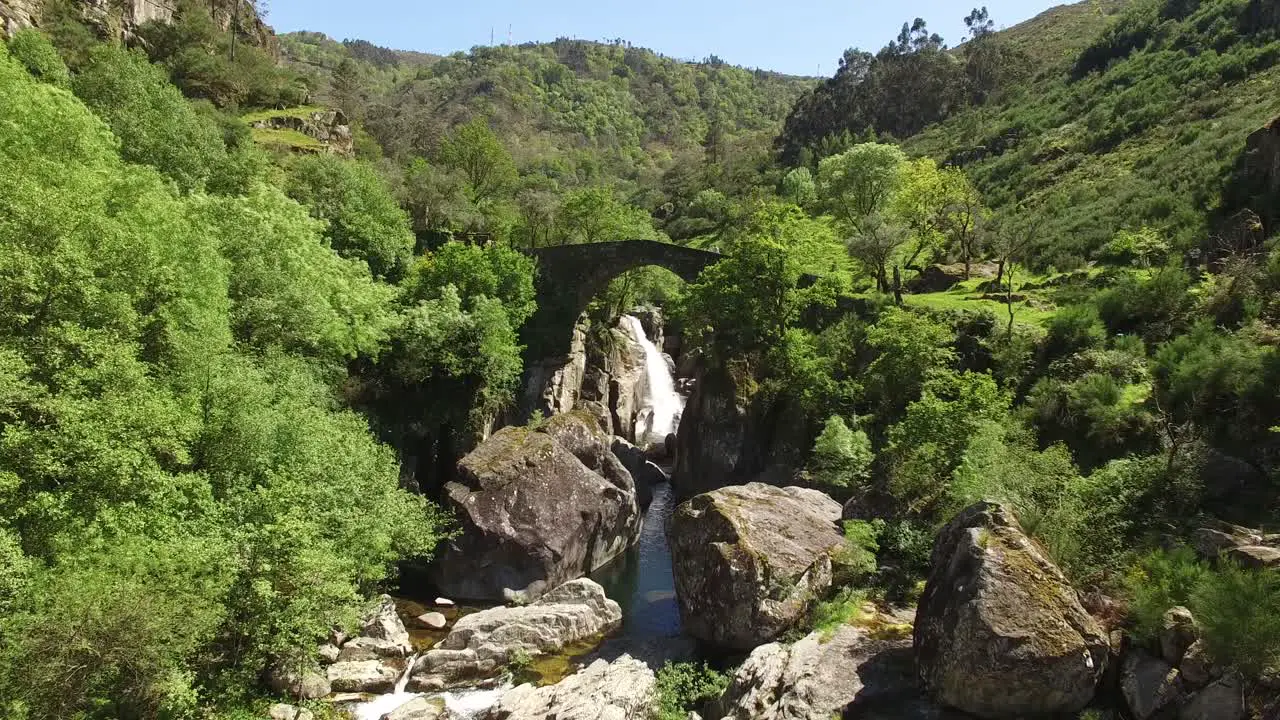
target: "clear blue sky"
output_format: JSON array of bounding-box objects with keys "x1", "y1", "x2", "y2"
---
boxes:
[{"x1": 265, "y1": 0, "x2": 1065, "y2": 76}]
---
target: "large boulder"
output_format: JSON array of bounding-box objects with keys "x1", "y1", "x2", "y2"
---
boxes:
[
  {"x1": 1121, "y1": 652, "x2": 1183, "y2": 720},
  {"x1": 411, "y1": 578, "x2": 621, "y2": 688},
  {"x1": 488, "y1": 655, "x2": 655, "y2": 720},
  {"x1": 914, "y1": 502, "x2": 1109, "y2": 718},
  {"x1": 326, "y1": 659, "x2": 399, "y2": 693},
  {"x1": 265, "y1": 660, "x2": 331, "y2": 700},
  {"x1": 667, "y1": 483, "x2": 844, "y2": 650},
  {"x1": 671, "y1": 367, "x2": 747, "y2": 498},
  {"x1": 713, "y1": 622, "x2": 925, "y2": 720},
  {"x1": 383, "y1": 696, "x2": 447, "y2": 720},
  {"x1": 1160, "y1": 606, "x2": 1198, "y2": 665},
  {"x1": 429, "y1": 414, "x2": 641, "y2": 603},
  {"x1": 362, "y1": 595, "x2": 413, "y2": 652},
  {"x1": 1179, "y1": 675, "x2": 1245, "y2": 720}
]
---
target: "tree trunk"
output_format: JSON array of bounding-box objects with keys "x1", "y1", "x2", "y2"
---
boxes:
[
  {"x1": 893, "y1": 265, "x2": 903, "y2": 306},
  {"x1": 995, "y1": 258, "x2": 1005, "y2": 287}
]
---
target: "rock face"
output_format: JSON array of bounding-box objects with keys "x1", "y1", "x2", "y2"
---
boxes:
[
  {"x1": 430, "y1": 413, "x2": 641, "y2": 603},
  {"x1": 671, "y1": 367, "x2": 748, "y2": 498},
  {"x1": 265, "y1": 661, "x2": 331, "y2": 701},
  {"x1": 914, "y1": 502, "x2": 1109, "y2": 718},
  {"x1": 521, "y1": 319, "x2": 588, "y2": 422},
  {"x1": 363, "y1": 595, "x2": 414, "y2": 651},
  {"x1": 248, "y1": 109, "x2": 354, "y2": 156},
  {"x1": 412, "y1": 578, "x2": 621, "y2": 688},
  {"x1": 1180, "y1": 675, "x2": 1245, "y2": 720},
  {"x1": 667, "y1": 483, "x2": 844, "y2": 650},
  {"x1": 1, "y1": 0, "x2": 276, "y2": 50},
  {"x1": 713, "y1": 623, "x2": 921, "y2": 720},
  {"x1": 488, "y1": 655, "x2": 655, "y2": 720},
  {"x1": 1121, "y1": 652, "x2": 1183, "y2": 720}
]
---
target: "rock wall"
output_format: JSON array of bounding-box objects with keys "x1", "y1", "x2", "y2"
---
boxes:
[
  {"x1": 248, "y1": 109, "x2": 354, "y2": 156},
  {"x1": 521, "y1": 314, "x2": 662, "y2": 444},
  {"x1": 0, "y1": 0, "x2": 277, "y2": 55}
]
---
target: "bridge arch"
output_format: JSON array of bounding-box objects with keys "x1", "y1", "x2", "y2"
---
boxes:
[{"x1": 520, "y1": 240, "x2": 724, "y2": 361}]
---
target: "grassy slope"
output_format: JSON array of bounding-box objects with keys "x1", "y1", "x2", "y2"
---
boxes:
[{"x1": 905, "y1": 0, "x2": 1280, "y2": 263}]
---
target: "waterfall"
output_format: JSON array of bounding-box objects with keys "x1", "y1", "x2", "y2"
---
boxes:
[
  {"x1": 620, "y1": 315, "x2": 684, "y2": 445},
  {"x1": 353, "y1": 654, "x2": 418, "y2": 720}
]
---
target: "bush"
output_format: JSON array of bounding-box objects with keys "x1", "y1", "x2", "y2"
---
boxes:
[
  {"x1": 6, "y1": 29, "x2": 70, "y2": 87},
  {"x1": 1192, "y1": 562, "x2": 1280, "y2": 676},
  {"x1": 1123, "y1": 547, "x2": 1210, "y2": 642},
  {"x1": 831, "y1": 520, "x2": 880, "y2": 586},
  {"x1": 1043, "y1": 304, "x2": 1106, "y2": 362},
  {"x1": 654, "y1": 662, "x2": 730, "y2": 720},
  {"x1": 807, "y1": 416, "x2": 873, "y2": 497}
]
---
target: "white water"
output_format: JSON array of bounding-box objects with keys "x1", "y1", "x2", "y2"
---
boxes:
[
  {"x1": 620, "y1": 315, "x2": 684, "y2": 445},
  {"x1": 352, "y1": 652, "x2": 512, "y2": 720}
]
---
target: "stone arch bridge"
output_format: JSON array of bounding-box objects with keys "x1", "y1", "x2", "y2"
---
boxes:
[{"x1": 520, "y1": 240, "x2": 723, "y2": 360}]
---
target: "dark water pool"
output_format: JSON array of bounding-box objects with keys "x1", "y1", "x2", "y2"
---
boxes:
[{"x1": 590, "y1": 481, "x2": 681, "y2": 638}]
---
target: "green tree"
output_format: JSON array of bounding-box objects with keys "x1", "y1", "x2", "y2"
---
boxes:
[
  {"x1": 557, "y1": 186, "x2": 662, "y2": 244},
  {"x1": 283, "y1": 154, "x2": 416, "y2": 280},
  {"x1": 816, "y1": 143, "x2": 907, "y2": 229},
  {"x1": 781, "y1": 166, "x2": 817, "y2": 207},
  {"x1": 808, "y1": 416, "x2": 873, "y2": 495},
  {"x1": 71, "y1": 44, "x2": 228, "y2": 192},
  {"x1": 437, "y1": 117, "x2": 518, "y2": 205}
]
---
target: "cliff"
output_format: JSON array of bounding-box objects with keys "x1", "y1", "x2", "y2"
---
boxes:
[{"x1": 1, "y1": 0, "x2": 277, "y2": 56}]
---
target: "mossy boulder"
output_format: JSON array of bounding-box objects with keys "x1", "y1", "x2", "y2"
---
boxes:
[
  {"x1": 667, "y1": 483, "x2": 843, "y2": 650},
  {"x1": 429, "y1": 413, "x2": 641, "y2": 602},
  {"x1": 914, "y1": 501, "x2": 1109, "y2": 718}
]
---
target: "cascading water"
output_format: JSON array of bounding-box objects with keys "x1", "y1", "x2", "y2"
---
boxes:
[
  {"x1": 353, "y1": 653, "x2": 510, "y2": 720},
  {"x1": 620, "y1": 315, "x2": 685, "y2": 445}
]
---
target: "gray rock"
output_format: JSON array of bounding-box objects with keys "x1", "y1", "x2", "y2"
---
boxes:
[
  {"x1": 668, "y1": 483, "x2": 844, "y2": 650},
  {"x1": 418, "y1": 612, "x2": 448, "y2": 630},
  {"x1": 1121, "y1": 652, "x2": 1183, "y2": 720},
  {"x1": 429, "y1": 413, "x2": 641, "y2": 603},
  {"x1": 521, "y1": 319, "x2": 587, "y2": 420},
  {"x1": 383, "y1": 696, "x2": 447, "y2": 720},
  {"x1": 362, "y1": 595, "x2": 412, "y2": 652},
  {"x1": 1226, "y1": 545, "x2": 1280, "y2": 569},
  {"x1": 265, "y1": 660, "x2": 331, "y2": 701},
  {"x1": 671, "y1": 367, "x2": 747, "y2": 498},
  {"x1": 713, "y1": 623, "x2": 921, "y2": 720},
  {"x1": 338, "y1": 635, "x2": 408, "y2": 662},
  {"x1": 317, "y1": 643, "x2": 340, "y2": 664},
  {"x1": 268, "y1": 703, "x2": 314, "y2": 720},
  {"x1": 1179, "y1": 675, "x2": 1245, "y2": 720},
  {"x1": 413, "y1": 578, "x2": 621, "y2": 687},
  {"x1": 326, "y1": 659, "x2": 399, "y2": 693},
  {"x1": 1178, "y1": 640, "x2": 1215, "y2": 689},
  {"x1": 1192, "y1": 521, "x2": 1264, "y2": 561},
  {"x1": 435, "y1": 597, "x2": 456, "y2": 607},
  {"x1": 488, "y1": 655, "x2": 655, "y2": 720},
  {"x1": 914, "y1": 502, "x2": 1109, "y2": 718},
  {"x1": 1160, "y1": 606, "x2": 1198, "y2": 665}
]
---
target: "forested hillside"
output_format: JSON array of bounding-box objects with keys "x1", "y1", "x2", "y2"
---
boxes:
[{"x1": 3, "y1": 0, "x2": 1280, "y2": 718}]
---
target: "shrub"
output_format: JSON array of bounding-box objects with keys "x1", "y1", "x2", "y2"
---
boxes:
[
  {"x1": 1043, "y1": 304, "x2": 1106, "y2": 362},
  {"x1": 807, "y1": 416, "x2": 873, "y2": 496},
  {"x1": 6, "y1": 29, "x2": 70, "y2": 87},
  {"x1": 831, "y1": 520, "x2": 880, "y2": 586},
  {"x1": 654, "y1": 662, "x2": 730, "y2": 720},
  {"x1": 1123, "y1": 547, "x2": 1210, "y2": 641},
  {"x1": 1192, "y1": 562, "x2": 1280, "y2": 676},
  {"x1": 807, "y1": 587, "x2": 868, "y2": 639}
]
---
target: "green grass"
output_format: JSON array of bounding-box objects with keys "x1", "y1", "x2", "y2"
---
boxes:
[
  {"x1": 240, "y1": 105, "x2": 328, "y2": 124},
  {"x1": 249, "y1": 127, "x2": 326, "y2": 152},
  {"x1": 903, "y1": 289, "x2": 1058, "y2": 326}
]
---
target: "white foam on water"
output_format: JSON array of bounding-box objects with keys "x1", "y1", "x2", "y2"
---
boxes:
[{"x1": 620, "y1": 315, "x2": 685, "y2": 444}]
